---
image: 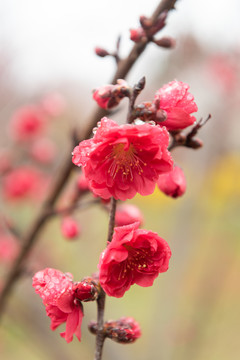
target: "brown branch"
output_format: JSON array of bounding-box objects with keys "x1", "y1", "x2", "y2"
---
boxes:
[
  {"x1": 94, "y1": 197, "x2": 117, "y2": 360},
  {"x1": 0, "y1": 0, "x2": 178, "y2": 320}
]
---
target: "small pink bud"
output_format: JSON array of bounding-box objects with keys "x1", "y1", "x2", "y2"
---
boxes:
[
  {"x1": 154, "y1": 36, "x2": 176, "y2": 49},
  {"x1": 61, "y1": 217, "x2": 80, "y2": 239},
  {"x1": 94, "y1": 47, "x2": 109, "y2": 57},
  {"x1": 73, "y1": 279, "x2": 98, "y2": 302},
  {"x1": 129, "y1": 27, "x2": 146, "y2": 42},
  {"x1": 93, "y1": 80, "x2": 130, "y2": 109},
  {"x1": 157, "y1": 165, "x2": 186, "y2": 198},
  {"x1": 115, "y1": 204, "x2": 144, "y2": 227}
]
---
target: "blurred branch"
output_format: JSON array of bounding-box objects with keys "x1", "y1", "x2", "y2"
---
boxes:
[{"x1": 0, "y1": 0, "x2": 178, "y2": 320}]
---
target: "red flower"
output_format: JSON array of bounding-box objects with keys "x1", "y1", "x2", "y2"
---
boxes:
[
  {"x1": 72, "y1": 117, "x2": 173, "y2": 201},
  {"x1": 98, "y1": 222, "x2": 171, "y2": 297},
  {"x1": 157, "y1": 165, "x2": 186, "y2": 198},
  {"x1": 115, "y1": 203, "x2": 144, "y2": 227},
  {"x1": 9, "y1": 105, "x2": 46, "y2": 142},
  {"x1": 2, "y1": 166, "x2": 44, "y2": 201},
  {"x1": 33, "y1": 268, "x2": 83, "y2": 343},
  {"x1": 154, "y1": 80, "x2": 198, "y2": 131}
]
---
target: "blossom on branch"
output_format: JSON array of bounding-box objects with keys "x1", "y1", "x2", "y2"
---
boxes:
[
  {"x1": 98, "y1": 222, "x2": 171, "y2": 297},
  {"x1": 157, "y1": 165, "x2": 186, "y2": 198},
  {"x1": 32, "y1": 268, "x2": 83, "y2": 343},
  {"x1": 154, "y1": 80, "x2": 198, "y2": 131},
  {"x1": 92, "y1": 80, "x2": 130, "y2": 109},
  {"x1": 72, "y1": 117, "x2": 173, "y2": 201}
]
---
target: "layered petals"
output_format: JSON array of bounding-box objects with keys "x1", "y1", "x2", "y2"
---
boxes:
[
  {"x1": 72, "y1": 117, "x2": 173, "y2": 201},
  {"x1": 99, "y1": 222, "x2": 171, "y2": 297},
  {"x1": 154, "y1": 80, "x2": 198, "y2": 131}
]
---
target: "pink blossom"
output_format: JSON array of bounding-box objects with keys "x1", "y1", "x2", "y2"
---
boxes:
[
  {"x1": 2, "y1": 166, "x2": 44, "y2": 200},
  {"x1": 33, "y1": 268, "x2": 83, "y2": 343},
  {"x1": 72, "y1": 117, "x2": 173, "y2": 201},
  {"x1": 41, "y1": 93, "x2": 66, "y2": 117},
  {"x1": 157, "y1": 165, "x2": 186, "y2": 198},
  {"x1": 61, "y1": 217, "x2": 80, "y2": 240},
  {"x1": 30, "y1": 138, "x2": 56, "y2": 164},
  {"x1": 154, "y1": 80, "x2": 198, "y2": 131},
  {"x1": 9, "y1": 105, "x2": 46, "y2": 142},
  {"x1": 0, "y1": 233, "x2": 19, "y2": 263},
  {"x1": 99, "y1": 222, "x2": 171, "y2": 297},
  {"x1": 115, "y1": 204, "x2": 144, "y2": 227}
]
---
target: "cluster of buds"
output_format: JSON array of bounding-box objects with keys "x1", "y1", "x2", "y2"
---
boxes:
[
  {"x1": 93, "y1": 79, "x2": 130, "y2": 109},
  {"x1": 130, "y1": 12, "x2": 175, "y2": 49},
  {"x1": 89, "y1": 317, "x2": 141, "y2": 344}
]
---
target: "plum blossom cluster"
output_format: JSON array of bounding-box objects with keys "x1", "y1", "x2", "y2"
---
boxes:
[{"x1": 31, "y1": 76, "x2": 199, "y2": 352}]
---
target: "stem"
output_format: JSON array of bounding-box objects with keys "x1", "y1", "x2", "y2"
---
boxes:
[
  {"x1": 0, "y1": 0, "x2": 178, "y2": 320},
  {"x1": 94, "y1": 197, "x2": 117, "y2": 360}
]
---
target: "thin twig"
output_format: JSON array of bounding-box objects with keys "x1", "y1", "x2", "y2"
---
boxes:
[
  {"x1": 0, "y1": 0, "x2": 178, "y2": 320},
  {"x1": 94, "y1": 197, "x2": 117, "y2": 360}
]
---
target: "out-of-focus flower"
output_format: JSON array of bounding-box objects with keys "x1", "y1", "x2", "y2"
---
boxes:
[
  {"x1": 93, "y1": 79, "x2": 130, "y2": 109},
  {"x1": 115, "y1": 204, "x2": 144, "y2": 227},
  {"x1": 30, "y1": 138, "x2": 57, "y2": 164},
  {"x1": 77, "y1": 172, "x2": 90, "y2": 192},
  {"x1": 157, "y1": 165, "x2": 186, "y2": 198},
  {"x1": 9, "y1": 105, "x2": 46, "y2": 142},
  {"x1": 41, "y1": 93, "x2": 66, "y2": 117},
  {"x1": 61, "y1": 217, "x2": 80, "y2": 240},
  {"x1": 72, "y1": 117, "x2": 173, "y2": 201},
  {"x1": 2, "y1": 166, "x2": 44, "y2": 201},
  {"x1": 98, "y1": 222, "x2": 171, "y2": 297},
  {"x1": 32, "y1": 268, "x2": 83, "y2": 343},
  {"x1": 0, "y1": 233, "x2": 19, "y2": 264},
  {"x1": 154, "y1": 80, "x2": 198, "y2": 131}
]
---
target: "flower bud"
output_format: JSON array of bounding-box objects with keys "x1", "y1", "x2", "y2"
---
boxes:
[
  {"x1": 93, "y1": 80, "x2": 130, "y2": 109},
  {"x1": 94, "y1": 47, "x2": 109, "y2": 57},
  {"x1": 154, "y1": 36, "x2": 176, "y2": 49},
  {"x1": 129, "y1": 27, "x2": 146, "y2": 42},
  {"x1": 73, "y1": 279, "x2": 98, "y2": 302},
  {"x1": 157, "y1": 165, "x2": 186, "y2": 198},
  {"x1": 105, "y1": 317, "x2": 141, "y2": 344},
  {"x1": 88, "y1": 317, "x2": 141, "y2": 344},
  {"x1": 61, "y1": 217, "x2": 80, "y2": 239},
  {"x1": 115, "y1": 204, "x2": 143, "y2": 227}
]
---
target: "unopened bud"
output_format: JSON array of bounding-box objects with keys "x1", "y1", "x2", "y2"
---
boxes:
[
  {"x1": 129, "y1": 27, "x2": 146, "y2": 43},
  {"x1": 61, "y1": 217, "x2": 80, "y2": 240},
  {"x1": 154, "y1": 36, "x2": 176, "y2": 49},
  {"x1": 186, "y1": 137, "x2": 203, "y2": 149},
  {"x1": 88, "y1": 317, "x2": 141, "y2": 344},
  {"x1": 139, "y1": 15, "x2": 152, "y2": 29},
  {"x1": 94, "y1": 47, "x2": 109, "y2": 57},
  {"x1": 156, "y1": 109, "x2": 167, "y2": 122},
  {"x1": 74, "y1": 278, "x2": 98, "y2": 302},
  {"x1": 105, "y1": 317, "x2": 141, "y2": 344}
]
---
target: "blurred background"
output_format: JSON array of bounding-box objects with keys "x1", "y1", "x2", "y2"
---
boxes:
[{"x1": 0, "y1": 0, "x2": 240, "y2": 359}]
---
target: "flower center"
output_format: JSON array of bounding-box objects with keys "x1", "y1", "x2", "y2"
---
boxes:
[
  {"x1": 117, "y1": 245, "x2": 152, "y2": 280},
  {"x1": 106, "y1": 143, "x2": 146, "y2": 181}
]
